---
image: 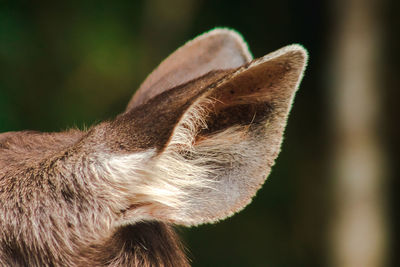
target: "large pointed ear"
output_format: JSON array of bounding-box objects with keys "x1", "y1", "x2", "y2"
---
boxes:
[
  {"x1": 114, "y1": 45, "x2": 308, "y2": 226},
  {"x1": 125, "y1": 28, "x2": 252, "y2": 111}
]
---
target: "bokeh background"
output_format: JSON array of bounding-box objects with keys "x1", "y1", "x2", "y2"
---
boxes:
[{"x1": 0, "y1": 1, "x2": 398, "y2": 266}]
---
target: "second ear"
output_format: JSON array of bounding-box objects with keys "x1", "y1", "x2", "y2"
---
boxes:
[{"x1": 126, "y1": 28, "x2": 253, "y2": 111}]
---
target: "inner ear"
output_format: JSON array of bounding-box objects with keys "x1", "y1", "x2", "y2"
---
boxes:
[
  {"x1": 196, "y1": 55, "x2": 294, "y2": 139},
  {"x1": 197, "y1": 102, "x2": 272, "y2": 139}
]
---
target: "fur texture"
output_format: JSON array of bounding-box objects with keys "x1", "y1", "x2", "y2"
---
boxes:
[{"x1": 0, "y1": 28, "x2": 307, "y2": 266}]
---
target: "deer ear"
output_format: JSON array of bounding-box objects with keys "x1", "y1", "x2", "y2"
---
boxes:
[
  {"x1": 126, "y1": 28, "x2": 252, "y2": 111},
  {"x1": 116, "y1": 45, "x2": 308, "y2": 226}
]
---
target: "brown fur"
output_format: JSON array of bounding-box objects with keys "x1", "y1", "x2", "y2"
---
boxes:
[
  {"x1": 0, "y1": 29, "x2": 307, "y2": 266},
  {"x1": 0, "y1": 74, "x2": 223, "y2": 266},
  {"x1": 0, "y1": 70, "x2": 231, "y2": 267}
]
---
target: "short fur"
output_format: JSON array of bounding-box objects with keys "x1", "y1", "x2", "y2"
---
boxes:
[{"x1": 0, "y1": 28, "x2": 307, "y2": 266}]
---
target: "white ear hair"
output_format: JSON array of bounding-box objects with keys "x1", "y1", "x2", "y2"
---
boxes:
[
  {"x1": 155, "y1": 44, "x2": 307, "y2": 225},
  {"x1": 110, "y1": 43, "x2": 307, "y2": 227}
]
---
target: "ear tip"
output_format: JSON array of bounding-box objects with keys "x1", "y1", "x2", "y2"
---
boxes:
[
  {"x1": 281, "y1": 44, "x2": 309, "y2": 68},
  {"x1": 286, "y1": 43, "x2": 309, "y2": 62},
  {"x1": 254, "y1": 44, "x2": 309, "y2": 72},
  {"x1": 205, "y1": 27, "x2": 246, "y2": 41},
  {"x1": 197, "y1": 27, "x2": 253, "y2": 61}
]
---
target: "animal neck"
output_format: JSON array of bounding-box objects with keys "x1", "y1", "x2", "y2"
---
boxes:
[{"x1": 78, "y1": 222, "x2": 189, "y2": 267}]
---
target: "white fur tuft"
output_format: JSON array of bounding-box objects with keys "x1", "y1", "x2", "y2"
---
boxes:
[{"x1": 97, "y1": 95, "x2": 261, "y2": 224}]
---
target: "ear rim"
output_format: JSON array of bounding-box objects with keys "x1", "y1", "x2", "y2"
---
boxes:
[
  {"x1": 125, "y1": 28, "x2": 254, "y2": 111},
  {"x1": 199, "y1": 27, "x2": 253, "y2": 61},
  {"x1": 252, "y1": 44, "x2": 308, "y2": 91},
  {"x1": 168, "y1": 27, "x2": 254, "y2": 62},
  {"x1": 228, "y1": 44, "x2": 308, "y2": 98}
]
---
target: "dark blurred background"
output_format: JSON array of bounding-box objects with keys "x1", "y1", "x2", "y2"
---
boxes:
[{"x1": 0, "y1": 1, "x2": 398, "y2": 266}]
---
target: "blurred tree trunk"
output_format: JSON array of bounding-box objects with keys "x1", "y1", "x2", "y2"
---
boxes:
[{"x1": 329, "y1": 0, "x2": 388, "y2": 266}]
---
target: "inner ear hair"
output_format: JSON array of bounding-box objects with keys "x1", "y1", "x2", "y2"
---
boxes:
[{"x1": 116, "y1": 45, "x2": 307, "y2": 226}]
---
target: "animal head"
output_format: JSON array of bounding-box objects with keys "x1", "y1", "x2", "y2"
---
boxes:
[{"x1": 0, "y1": 28, "x2": 308, "y2": 266}]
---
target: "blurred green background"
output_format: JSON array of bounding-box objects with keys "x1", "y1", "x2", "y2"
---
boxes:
[{"x1": 0, "y1": 1, "x2": 399, "y2": 266}]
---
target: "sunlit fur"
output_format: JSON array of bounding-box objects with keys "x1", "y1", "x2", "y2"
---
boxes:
[
  {"x1": 103, "y1": 93, "x2": 271, "y2": 226},
  {"x1": 0, "y1": 28, "x2": 307, "y2": 266}
]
